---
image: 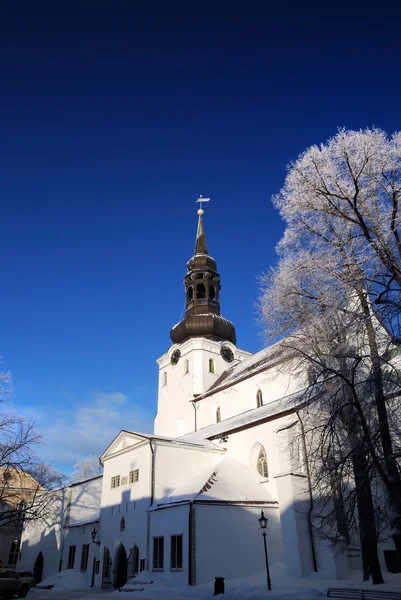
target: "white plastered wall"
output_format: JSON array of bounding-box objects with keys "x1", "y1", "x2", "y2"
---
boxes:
[
  {"x1": 154, "y1": 338, "x2": 250, "y2": 438},
  {"x1": 98, "y1": 441, "x2": 151, "y2": 583},
  {"x1": 194, "y1": 504, "x2": 282, "y2": 585}
]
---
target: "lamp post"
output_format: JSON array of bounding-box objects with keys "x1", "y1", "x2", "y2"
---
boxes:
[{"x1": 258, "y1": 510, "x2": 271, "y2": 590}]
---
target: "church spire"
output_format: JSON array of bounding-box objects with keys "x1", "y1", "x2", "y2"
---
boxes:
[
  {"x1": 194, "y1": 208, "x2": 208, "y2": 255},
  {"x1": 170, "y1": 200, "x2": 236, "y2": 345}
]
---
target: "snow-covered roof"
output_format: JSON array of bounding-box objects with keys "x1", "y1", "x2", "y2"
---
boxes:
[
  {"x1": 149, "y1": 455, "x2": 277, "y2": 510},
  {"x1": 200, "y1": 341, "x2": 285, "y2": 399},
  {"x1": 181, "y1": 387, "x2": 307, "y2": 444},
  {"x1": 121, "y1": 431, "x2": 213, "y2": 447}
]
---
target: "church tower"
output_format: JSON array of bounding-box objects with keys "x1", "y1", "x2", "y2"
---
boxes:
[{"x1": 154, "y1": 201, "x2": 250, "y2": 438}]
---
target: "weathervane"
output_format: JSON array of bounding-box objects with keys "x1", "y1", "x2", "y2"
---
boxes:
[{"x1": 196, "y1": 194, "x2": 210, "y2": 215}]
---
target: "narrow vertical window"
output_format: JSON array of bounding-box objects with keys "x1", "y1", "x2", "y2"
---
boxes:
[
  {"x1": 67, "y1": 545, "x2": 76, "y2": 569},
  {"x1": 152, "y1": 537, "x2": 164, "y2": 571},
  {"x1": 80, "y1": 544, "x2": 89, "y2": 571},
  {"x1": 256, "y1": 389, "x2": 263, "y2": 408},
  {"x1": 162, "y1": 372, "x2": 167, "y2": 386},
  {"x1": 257, "y1": 447, "x2": 268, "y2": 478},
  {"x1": 184, "y1": 359, "x2": 189, "y2": 374},
  {"x1": 120, "y1": 517, "x2": 125, "y2": 531},
  {"x1": 216, "y1": 406, "x2": 221, "y2": 423},
  {"x1": 170, "y1": 535, "x2": 183, "y2": 570},
  {"x1": 209, "y1": 359, "x2": 215, "y2": 374},
  {"x1": 8, "y1": 539, "x2": 20, "y2": 566}
]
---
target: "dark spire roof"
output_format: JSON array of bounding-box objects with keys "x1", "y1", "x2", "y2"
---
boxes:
[
  {"x1": 170, "y1": 206, "x2": 236, "y2": 345},
  {"x1": 194, "y1": 210, "x2": 208, "y2": 255}
]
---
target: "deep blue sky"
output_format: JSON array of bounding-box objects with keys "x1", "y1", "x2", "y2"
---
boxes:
[{"x1": 1, "y1": 0, "x2": 401, "y2": 473}]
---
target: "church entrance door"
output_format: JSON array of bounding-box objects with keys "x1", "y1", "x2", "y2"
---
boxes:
[
  {"x1": 114, "y1": 544, "x2": 128, "y2": 589},
  {"x1": 33, "y1": 552, "x2": 44, "y2": 584},
  {"x1": 128, "y1": 544, "x2": 139, "y2": 578}
]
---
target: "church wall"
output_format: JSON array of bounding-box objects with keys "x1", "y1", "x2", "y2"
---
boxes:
[
  {"x1": 194, "y1": 504, "x2": 282, "y2": 585},
  {"x1": 19, "y1": 489, "x2": 65, "y2": 581},
  {"x1": 67, "y1": 477, "x2": 102, "y2": 526},
  {"x1": 149, "y1": 505, "x2": 189, "y2": 582},
  {"x1": 60, "y1": 525, "x2": 97, "y2": 580},
  {"x1": 195, "y1": 365, "x2": 305, "y2": 432},
  {"x1": 153, "y1": 443, "x2": 223, "y2": 502},
  {"x1": 99, "y1": 443, "x2": 151, "y2": 578}
]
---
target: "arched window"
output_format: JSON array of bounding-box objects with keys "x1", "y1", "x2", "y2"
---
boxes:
[
  {"x1": 187, "y1": 287, "x2": 193, "y2": 302},
  {"x1": 184, "y1": 359, "x2": 189, "y2": 374},
  {"x1": 216, "y1": 407, "x2": 221, "y2": 423},
  {"x1": 162, "y1": 372, "x2": 167, "y2": 386},
  {"x1": 256, "y1": 389, "x2": 263, "y2": 408},
  {"x1": 257, "y1": 447, "x2": 268, "y2": 478},
  {"x1": 120, "y1": 517, "x2": 125, "y2": 532},
  {"x1": 196, "y1": 283, "x2": 206, "y2": 299},
  {"x1": 209, "y1": 359, "x2": 215, "y2": 374},
  {"x1": 210, "y1": 285, "x2": 216, "y2": 300}
]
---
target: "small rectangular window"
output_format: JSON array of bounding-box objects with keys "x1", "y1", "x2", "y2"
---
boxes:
[
  {"x1": 80, "y1": 544, "x2": 89, "y2": 572},
  {"x1": 129, "y1": 469, "x2": 139, "y2": 483},
  {"x1": 152, "y1": 537, "x2": 164, "y2": 571},
  {"x1": 170, "y1": 535, "x2": 183, "y2": 570},
  {"x1": 111, "y1": 475, "x2": 120, "y2": 488},
  {"x1": 67, "y1": 545, "x2": 76, "y2": 569},
  {"x1": 140, "y1": 558, "x2": 145, "y2": 572}
]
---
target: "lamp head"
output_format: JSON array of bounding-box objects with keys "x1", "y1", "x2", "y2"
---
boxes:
[{"x1": 258, "y1": 510, "x2": 268, "y2": 531}]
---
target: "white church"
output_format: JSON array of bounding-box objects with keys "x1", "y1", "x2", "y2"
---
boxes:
[{"x1": 18, "y1": 207, "x2": 395, "y2": 588}]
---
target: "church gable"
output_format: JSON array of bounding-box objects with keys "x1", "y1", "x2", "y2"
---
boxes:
[{"x1": 100, "y1": 430, "x2": 148, "y2": 461}]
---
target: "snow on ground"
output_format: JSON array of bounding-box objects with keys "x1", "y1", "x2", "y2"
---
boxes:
[
  {"x1": 33, "y1": 570, "x2": 92, "y2": 590},
  {"x1": 114, "y1": 563, "x2": 401, "y2": 600},
  {"x1": 28, "y1": 563, "x2": 401, "y2": 600}
]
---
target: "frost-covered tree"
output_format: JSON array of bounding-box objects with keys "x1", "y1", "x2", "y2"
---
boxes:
[
  {"x1": 69, "y1": 455, "x2": 103, "y2": 483},
  {"x1": 259, "y1": 128, "x2": 401, "y2": 582},
  {"x1": 0, "y1": 370, "x2": 65, "y2": 528}
]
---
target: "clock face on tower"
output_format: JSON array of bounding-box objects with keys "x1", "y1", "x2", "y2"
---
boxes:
[
  {"x1": 171, "y1": 349, "x2": 181, "y2": 365},
  {"x1": 220, "y1": 345, "x2": 234, "y2": 363}
]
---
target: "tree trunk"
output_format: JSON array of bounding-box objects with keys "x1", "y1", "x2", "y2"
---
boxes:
[
  {"x1": 351, "y1": 446, "x2": 384, "y2": 584},
  {"x1": 359, "y1": 292, "x2": 401, "y2": 559}
]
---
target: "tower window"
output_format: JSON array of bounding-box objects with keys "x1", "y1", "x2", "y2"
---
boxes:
[
  {"x1": 209, "y1": 359, "x2": 216, "y2": 374},
  {"x1": 184, "y1": 359, "x2": 189, "y2": 374},
  {"x1": 162, "y1": 372, "x2": 167, "y2": 386},
  {"x1": 257, "y1": 447, "x2": 268, "y2": 478},
  {"x1": 196, "y1": 283, "x2": 206, "y2": 299},
  {"x1": 256, "y1": 389, "x2": 263, "y2": 408},
  {"x1": 120, "y1": 517, "x2": 125, "y2": 531},
  {"x1": 210, "y1": 285, "x2": 216, "y2": 300},
  {"x1": 187, "y1": 286, "x2": 193, "y2": 301},
  {"x1": 216, "y1": 406, "x2": 221, "y2": 423}
]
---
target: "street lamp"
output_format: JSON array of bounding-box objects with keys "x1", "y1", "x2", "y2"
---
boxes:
[
  {"x1": 258, "y1": 510, "x2": 272, "y2": 590},
  {"x1": 91, "y1": 526, "x2": 101, "y2": 546}
]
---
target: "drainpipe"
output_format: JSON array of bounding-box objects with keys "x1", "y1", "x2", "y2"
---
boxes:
[
  {"x1": 146, "y1": 440, "x2": 155, "y2": 572},
  {"x1": 192, "y1": 397, "x2": 199, "y2": 432},
  {"x1": 188, "y1": 501, "x2": 193, "y2": 586},
  {"x1": 296, "y1": 410, "x2": 318, "y2": 572}
]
